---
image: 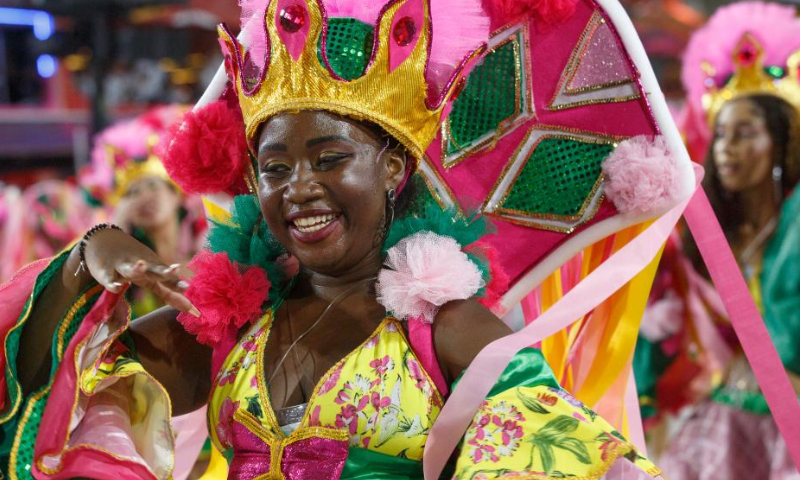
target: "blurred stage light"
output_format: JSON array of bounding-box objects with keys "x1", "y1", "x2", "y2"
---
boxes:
[
  {"x1": 37, "y1": 54, "x2": 57, "y2": 78},
  {"x1": 0, "y1": 7, "x2": 54, "y2": 40}
]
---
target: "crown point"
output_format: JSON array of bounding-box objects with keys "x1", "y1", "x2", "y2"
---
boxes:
[
  {"x1": 393, "y1": 16, "x2": 418, "y2": 47},
  {"x1": 736, "y1": 39, "x2": 759, "y2": 67},
  {"x1": 279, "y1": 4, "x2": 307, "y2": 33}
]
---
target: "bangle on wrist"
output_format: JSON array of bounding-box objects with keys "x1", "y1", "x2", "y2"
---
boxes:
[{"x1": 74, "y1": 223, "x2": 122, "y2": 277}]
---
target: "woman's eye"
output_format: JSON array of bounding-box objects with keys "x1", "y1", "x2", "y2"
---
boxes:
[
  {"x1": 318, "y1": 152, "x2": 351, "y2": 168},
  {"x1": 262, "y1": 162, "x2": 291, "y2": 177}
]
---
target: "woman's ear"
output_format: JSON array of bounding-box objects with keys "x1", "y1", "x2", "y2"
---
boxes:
[{"x1": 385, "y1": 149, "x2": 408, "y2": 191}]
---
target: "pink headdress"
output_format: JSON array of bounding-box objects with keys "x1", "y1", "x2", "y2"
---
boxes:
[{"x1": 682, "y1": 2, "x2": 800, "y2": 141}]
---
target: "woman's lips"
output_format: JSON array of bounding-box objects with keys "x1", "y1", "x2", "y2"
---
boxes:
[{"x1": 289, "y1": 214, "x2": 342, "y2": 243}]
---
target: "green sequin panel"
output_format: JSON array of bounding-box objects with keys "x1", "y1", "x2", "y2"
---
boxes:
[
  {"x1": 446, "y1": 38, "x2": 522, "y2": 156},
  {"x1": 502, "y1": 138, "x2": 614, "y2": 218},
  {"x1": 318, "y1": 18, "x2": 374, "y2": 81}
]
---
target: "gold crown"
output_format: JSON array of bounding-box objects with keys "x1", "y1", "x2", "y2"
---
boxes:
[
  {"x1": 217, "y1": 0, "x2": 483, "y2": 159},
  {"x1": 703, "y1": 32, "x2": 800, "y2": 124},
  {"x1": 107, "y1": 136, "x2": 175, "y2": 204}
]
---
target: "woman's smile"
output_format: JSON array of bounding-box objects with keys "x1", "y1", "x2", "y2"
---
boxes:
[{"x1": 287, "y1": 210, "x2": 344, "y2": 243}]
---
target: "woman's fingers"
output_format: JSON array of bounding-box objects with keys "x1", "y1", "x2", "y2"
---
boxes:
[{"x1": 116, "y1": 261, "x2": 198, "y2": 315}]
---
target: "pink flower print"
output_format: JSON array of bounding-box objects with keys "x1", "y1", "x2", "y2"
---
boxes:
[
  {"x1": 370, "y1": 355, "x2": 394, "y2": 377},
  {"x1": 361, "y1": 436, "x2": 371, "y2": 448},
  {"x1": 497, "y1": 419, "x2": 523, "y2": 455},
  {"x1": 335, "y1": 404, "x2": 360, "y2": 435},
  {"x1": 573, "y1": 412, "x2": 587, "y2": 422},
  {"x1": 215, "y1": 398, "x2": 240, "y2": 449},
  {"x1": 370, "y1": 391, "x2": 391, "y2": 410},
  {"x1": 309, "y1": 405, "x2": 322, "y2": 427},
  {"x1": 218, "y1": 363, "x2": 240, "y2": 386},
  {"x1": 467, "y1": 439, "x2": 499, "y2": 463},
  {"x1": 335, "y1": 374, "x2": 372, "y2": 405},
  {"x1": 97, "y1": 341, "x2": 129, "y2": 367},
  {"x1": 241, "y1": 337, "x2": 258, "y2": 352},
  {"x1": 318, "y1": 364, "x2": 343, "y2": 396},
  {"x1": 362, "y1": 334, "x2": 379, "y2": 350},
  {"x1": 250, "y1": 374, "x2": 258, "y2": 389},
  {"x1": 406, "y1": 357, "x2": 434, "y2": 398}
]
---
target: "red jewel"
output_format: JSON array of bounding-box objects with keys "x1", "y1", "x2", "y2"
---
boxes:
[
  {"x1": 393, "y1": 16, "x2": 417, "y2": 46},
  {"x1": 737, "y1": 41, "x2": 758, "y2": 67},
  {"x1": 279, "y1": 4, "x2": 306, "y2": 33}
]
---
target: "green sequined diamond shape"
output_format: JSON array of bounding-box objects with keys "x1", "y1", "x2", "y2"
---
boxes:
[
  {"x1": 445, "y1": 36, "x2": 523, "y2": 157},
  {"x1": 317, "y1": 18, "x2": 374, "y2": 81},
  {"x1": 500, "y1": 137, "x2": 614, "y2": 218}
]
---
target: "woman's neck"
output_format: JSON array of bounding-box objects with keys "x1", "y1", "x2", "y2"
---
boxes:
[
  {"x1": 738, "y1": 178, "x2": 779, "y2": 234},
  {"x1": 143, "y1": 216, "x2": 181, "y2": 264},
  {"x1": 302, "y1": 250, "x2": 383, "y2": 302}
]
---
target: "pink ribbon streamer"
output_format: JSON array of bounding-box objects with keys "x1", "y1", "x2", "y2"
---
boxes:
[
  {"x1": 422, "y1": 172, "x2": 697, "y2": 480},
  {"x1": 683, "y1": 189, "x2": 800, "y2": 470}
]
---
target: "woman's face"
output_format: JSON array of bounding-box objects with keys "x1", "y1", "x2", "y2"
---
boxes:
[
  {"x1": 256, "y1": 111, "x2": 406, "y2": 276},
  {"x1": 712, "y1": 99, "x2": 775, "y2": 193},
  {"x1": 121, "y1": 176, "x2": 181, "y2": 230}
]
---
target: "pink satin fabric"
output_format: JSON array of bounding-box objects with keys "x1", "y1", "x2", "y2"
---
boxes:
[{"x1": 407, "y1": 317, "x2": 449, "y2": 396}]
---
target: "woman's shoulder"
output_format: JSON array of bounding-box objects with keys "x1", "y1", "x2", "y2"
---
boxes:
[{"x1": 432, "y1": 298, "x2": 512, "y2": 381}]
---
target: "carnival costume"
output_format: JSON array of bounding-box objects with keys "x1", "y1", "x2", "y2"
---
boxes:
[
  {"x1": 0, "y1": 0, "x2": 703, "y2": 479},
  {"x1": 642, "y1": 3, "x2": 800, "y2": 478}
]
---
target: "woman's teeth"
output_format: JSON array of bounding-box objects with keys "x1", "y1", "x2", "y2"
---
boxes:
[{"x1": 293, "y1": 214, "x2": 337, "y2": 233}]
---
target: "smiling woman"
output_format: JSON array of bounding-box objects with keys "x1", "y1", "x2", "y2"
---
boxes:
[{"x1": 0, "y1": 0, "x2": 694, "y2": 478}]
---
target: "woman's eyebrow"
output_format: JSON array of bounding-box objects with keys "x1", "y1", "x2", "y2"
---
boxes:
[
  {"x1": 258, "y1": 142, "x2": 288, "y2": 155},
  {"x1": 306, "y1": 135, "x2": 356, "y2": 148}
]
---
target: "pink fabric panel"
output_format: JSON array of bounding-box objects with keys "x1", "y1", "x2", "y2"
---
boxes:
[
  {"x1": 388, "y1": 0, "x2": 425, "y2": 72},
  {"x1": 407, "y1": 318, "x2": 449, "y2": 396},
  {"x1": 172, "y1": 407, "x2": 209, "y2": 480},
  {"x1": 0, "y1": 259, "x2": 48, "y2": 405}
]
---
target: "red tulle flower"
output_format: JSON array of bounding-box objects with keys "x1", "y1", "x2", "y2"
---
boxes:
[
  {"x1": 162, "y1": 98, "x2": 250, "y2": 196},
  {"x1": 466, "y1": 241, "x2": 510, "y2": 313},
  {"x1": 483, "y1": 0, "x2": 576, "y2": 28},
  {"x1": 177, "y1": 250, "x2": 270, "y2": 346}
]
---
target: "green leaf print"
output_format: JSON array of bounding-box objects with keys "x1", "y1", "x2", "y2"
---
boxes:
[
  {"x1": 246, "y1": 395, "x2": 263, "y2": 418},
  {"x1": 553, "y1": 437, "x2": 591, "y2": 464},
  {"x1": 516, "y1": 390, "x2": 550, "y2": 414},
  {"x1": 527, "y1": 415, "x2": 590, "y2": 474}
]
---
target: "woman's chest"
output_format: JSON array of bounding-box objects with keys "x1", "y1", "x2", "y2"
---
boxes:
[{"x1": 208, "y1": 313, "x2": 444, "y2": 466}]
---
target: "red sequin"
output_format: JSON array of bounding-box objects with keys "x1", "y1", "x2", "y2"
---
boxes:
[
  {"x1": 279, "y1": 4, "x2": 306, "y2": 33},
  {"x1": 393, "y1": 16, "x2": 417, "y2": 46},
  {"x1": 451, "y1": 77, "x2": 467, "y2": 100}
]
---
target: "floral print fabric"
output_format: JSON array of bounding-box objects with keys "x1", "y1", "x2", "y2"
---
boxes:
[
  {"x1": 454, "y1": 386, "x2": 660, "y2": 480},
  {"x1": 208, "y1": 315, "x2": 443, "y2": 465}
]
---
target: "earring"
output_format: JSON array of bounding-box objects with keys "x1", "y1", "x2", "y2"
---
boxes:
[
  {"x1": 387, "y1": 188, "x2": 397, "y2": 227},
  {"x1": 773, "y1": 165, "x2": 784, "y2": 203}
]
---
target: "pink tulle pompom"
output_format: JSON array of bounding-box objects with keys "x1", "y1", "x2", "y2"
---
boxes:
[
  {"x1": 162, "y1": 99, "x2": 250, "y2": 196},
  {"x1": 177, "y1": 250, "x2": 270, "y2": 346},
  {"x1": 465, "y1": 241, "x2": 509, "y2": 314},
  {"x1": 482, "y1": 0, "x2": 576, "y2": 28},
  {"x1": 602, "y1": 135, "x2": 682, "y2": 215},
  {"x1": 377, "y1": 232, "x2": 484, "y2": 323}
]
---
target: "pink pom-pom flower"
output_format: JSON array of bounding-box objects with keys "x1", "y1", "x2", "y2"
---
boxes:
[
  {"x1": 177, "y1": 250, "x2": 270, "y2": 346},
  {"x1": 602, "y1": 135, "x2": 682, "y2": 215},
  {"x1": 162, "y1": 99, "x2": 250, "y2": 196},
  {"x1": 376, "y1": 232, "x2": 484, "y2": 323}
]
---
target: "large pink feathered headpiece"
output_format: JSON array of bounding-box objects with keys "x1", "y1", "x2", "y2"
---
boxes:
[{"x1": 682, "y1": 2, "x2": 800, "y2": 123}]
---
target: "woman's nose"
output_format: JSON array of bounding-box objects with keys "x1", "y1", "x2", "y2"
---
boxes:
[{"x1": 285, "y1": 162, "x2": 324, "y2": 204}]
